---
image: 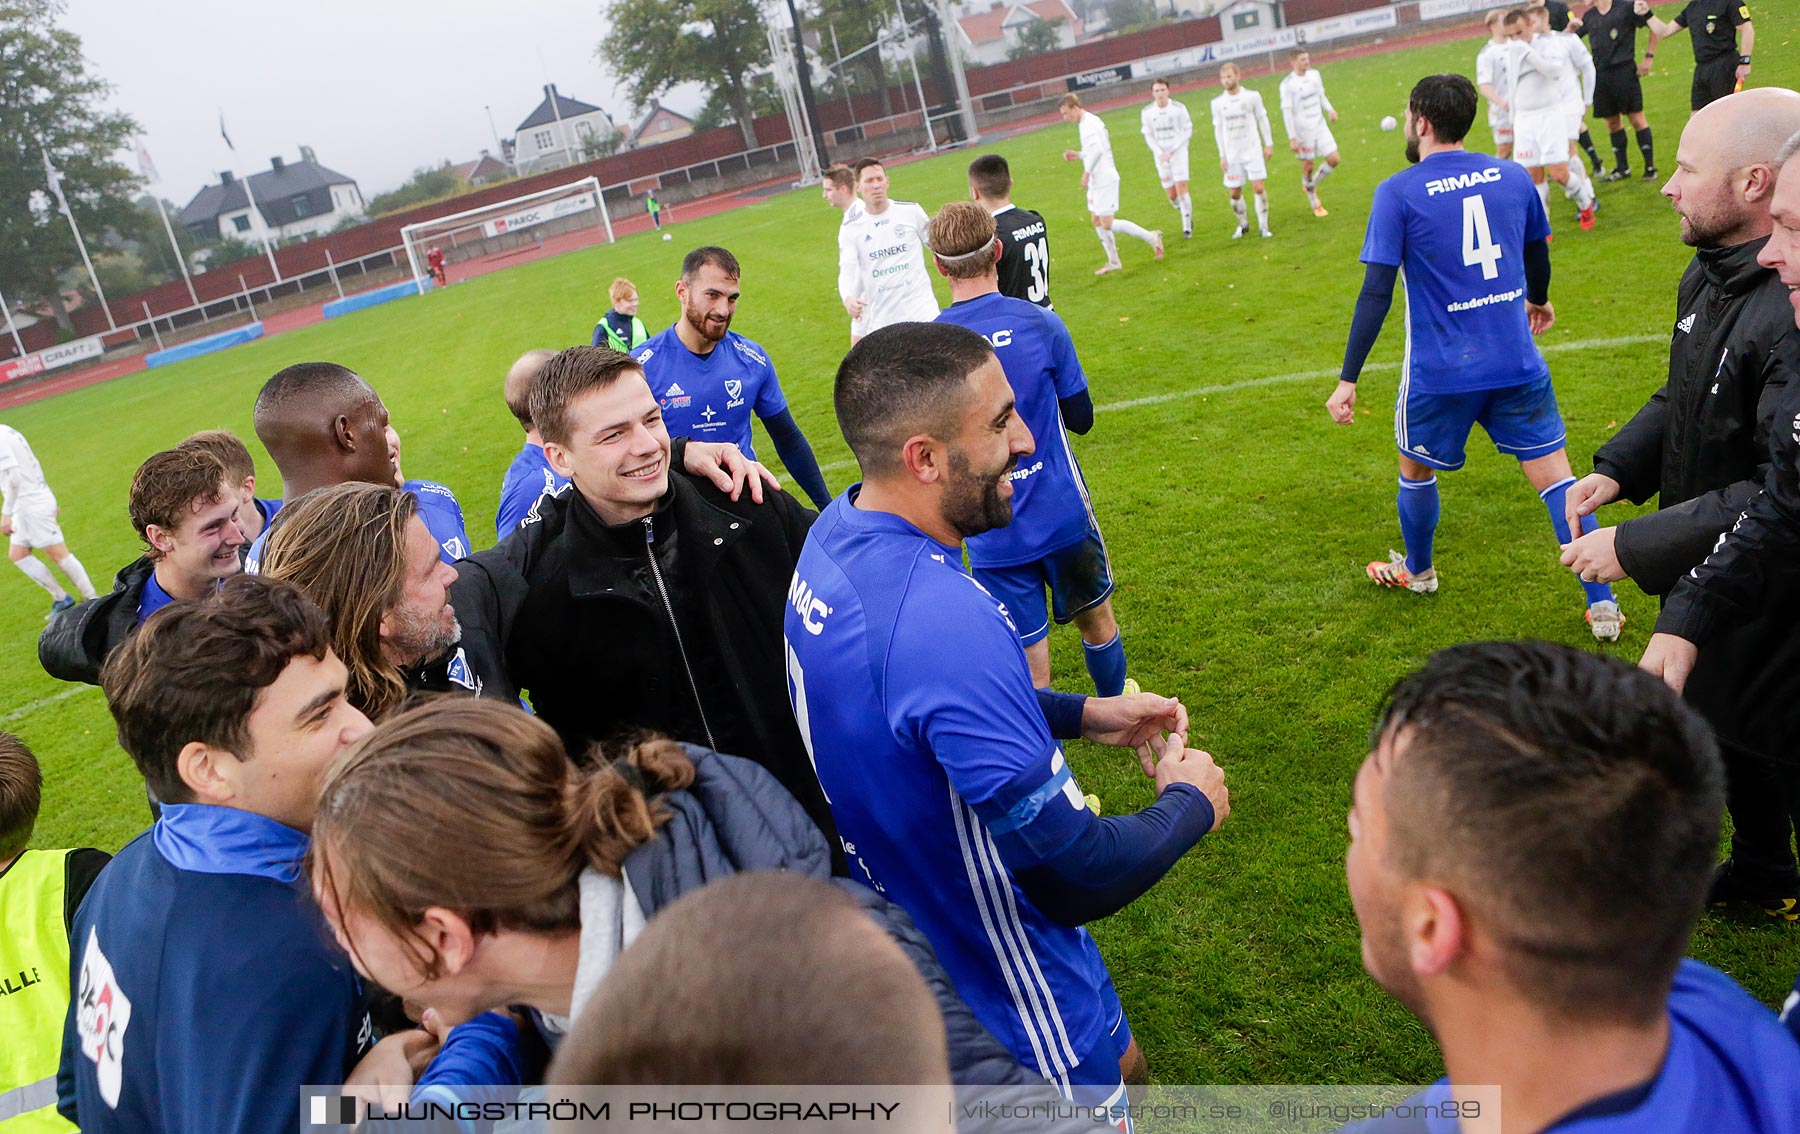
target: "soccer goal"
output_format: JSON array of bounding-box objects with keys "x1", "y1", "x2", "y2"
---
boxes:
[{"x1": 399, "y1": 176, "x2": 614, "y2": 294}]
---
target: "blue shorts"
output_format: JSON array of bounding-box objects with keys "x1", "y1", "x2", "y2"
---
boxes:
[
  {"x1": 972, "y1": 532, "x2": 1115, "y2": 647},
  {"x1": 1395, "y1": 376, "x2": 1567, "y2": 471},
  {"x1": 1066, "y1": 971, "x2": 1134, "y2": 1129}
]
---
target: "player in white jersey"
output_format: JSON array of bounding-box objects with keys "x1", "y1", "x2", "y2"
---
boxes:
[
  {"x1": 1210, "y1": 62, "x2": 1275, "y2": 238},
  {"x1": 1504, "y1": 8, "x2": 1597, "y2": 229},
  {"x1": 1531, "y1": 4, "x2": 1604, "y2": 178},
  {"x1": 1476, "y1": 9, "x2": 1516, "y2": 158},
  {"x1": 840, "y1": 158, "x2": 940, "y2": 333},
  {"x1": 0, "y1": 424, "x2": 96, "y2": 617},
  {"x1": 1059, "y1": 92, "x2": 1163, "y2": 274},
  {"x1": 1140, "y1": 79, "x2": 1195, "y2": 238},
  {"x1": 823, "y1": 163, "x2": 867, "y2": 342},
  {"x1": 1278, "y1": 49, "x2": 1340, "y2": 218}
]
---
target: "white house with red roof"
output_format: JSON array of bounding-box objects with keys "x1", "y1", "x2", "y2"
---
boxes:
[{"x1": 954, "y1": 0, "x2": 1084, "y2": 65}]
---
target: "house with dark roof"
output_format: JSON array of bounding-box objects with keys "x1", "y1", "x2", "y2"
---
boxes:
[
  {"x1": 626, "y1": 100, "x2": 696, "y2": 150},
  {"x1": 954, "y1": 0, "x2": 1083, "y2": 65},
  {"x1": 179, "y1": 146, "x2": 363, "y2": 244},
  {"x1": 514, "y1": 84, "x2": 618, "y2": 174}
]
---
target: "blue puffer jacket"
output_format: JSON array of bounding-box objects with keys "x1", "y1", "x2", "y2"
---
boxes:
[{"x1": 622, "y1": 745, "x2": 1043, "y2": 1091}]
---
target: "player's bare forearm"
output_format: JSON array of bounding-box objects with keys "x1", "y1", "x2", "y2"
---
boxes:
[{"x1": 1738, "y1": 22, "x2": 1753, "y2": 79}]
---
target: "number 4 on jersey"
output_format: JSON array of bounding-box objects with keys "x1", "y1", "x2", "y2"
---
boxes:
[{"x1": 1461, "y1": 194, "x2": 1503, "y2": 281}]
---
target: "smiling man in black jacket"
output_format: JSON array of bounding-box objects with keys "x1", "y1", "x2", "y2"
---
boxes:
[
  {"x1": 449, "y1": 345, "x2": 838, "y2": 856},
  {"x1": 1562, "y1": 88, "x2": 1800, "y2": 917}
]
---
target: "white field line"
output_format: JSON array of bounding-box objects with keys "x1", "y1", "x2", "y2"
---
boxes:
[
  {"x1": 818, "y1": 333, "x2": 1663, "y2": 473},
  {"x1": 1, "y1": 682, "x2": 97, "y2": 726}
]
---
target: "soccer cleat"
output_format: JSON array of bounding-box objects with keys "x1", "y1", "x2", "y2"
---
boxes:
[
  {"x1": 1182, "y1": 228, "x2": 1192, "y2": 239},
  {"x1": 1602, "y1": 168, "x2": 1631, "y2": 182},
  {"x1": 1094, "y1": 260, "x2": 1122, "y2": 275},
  {"x1": 1642, "y1": 166, "x2": 1658, "y2": 181},
  {"x1": 1585, "y1": 599, "x2": 1624, "y2": 643},
  {"x1": 1366, "y1": 550, "x2": 1438, "y2": 594},
  {"x1": 1151, "y1": 231, "x2": 1164, "y2": 260},
  {"x1": 1578, "y1": 204, "x2": 1596, "y2": 230},
  {"x1": 48, "y1": 595, "x2": 75, "y2": 620},
  {"x1": 1121, "y1": 678, "x2": 1141, "y2": 696},
  {"x1": 1260, "y1": 228, "x2": 1274, "y2": 238},
  {"x1": 1709, "y1": 861, "x2": 1800, "y2": 922},
  {"x1": 1312, "y1": 204, "x2": 1329, "y2": 218},
  {"x1": 1232, "y1": 223, "x2": 1248, "y2": 240}
]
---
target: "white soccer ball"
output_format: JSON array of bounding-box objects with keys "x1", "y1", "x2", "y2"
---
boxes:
[
  {"x1": 1380, "y1": 115, "x2": 1398, "y2": 132},
  {"x1": 661, "y1": 233, "x2": 673, "y2": 241}
]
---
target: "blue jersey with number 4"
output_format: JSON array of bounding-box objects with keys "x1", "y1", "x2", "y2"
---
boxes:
[
  {"x1": 633, "y1": 327, "x2": 788, "y2": 461},
  {"x1": 1361, "y1": 150, "x2": 1551, "y2": 395},
  {"x1": 936, "y1": 292, "x2": 1095, "y2": 568},
  {"x1": 783, "y1": 491, "x2": 1115, "y2": 1088}
]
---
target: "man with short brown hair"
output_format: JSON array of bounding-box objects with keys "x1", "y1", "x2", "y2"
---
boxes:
[
  {"x1": 175, "y1": 429, "x2": 278, "y2": 543},
  {"x1": 451, "y1": 345, "x2": 838, "y2": 859},
  {"x1": 40, "y1": 448, "x2": 245, "y2": 686},
  {"x1": 63, "y1": 576, "x2": 376, "y2": 1134}
]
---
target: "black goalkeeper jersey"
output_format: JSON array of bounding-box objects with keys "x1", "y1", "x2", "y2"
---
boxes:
[{"x1": 993, "y1": 204, "x2": 1052, "y2": 309}]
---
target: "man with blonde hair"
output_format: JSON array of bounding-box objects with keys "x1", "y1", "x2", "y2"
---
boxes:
[
  {"x1": 591, "y1": 277, "x2": 647, "y2": 353},
  {"x1": 929, "y1": 200, "x2": 1128, "y2": 697},
  {"x1": 1060, "y1": 93, "x2": 1162, "y2": 273},
  {"x1": 823, "y1": 163, "x2": 867, "y2": 340}
]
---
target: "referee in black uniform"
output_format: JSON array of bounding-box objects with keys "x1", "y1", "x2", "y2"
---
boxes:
[
  {"x1": 1570, "y1": 0, "x2": 1659, "y2": 180},
  {"x1": 1641, "y1": 0, "x2": 1754, "y2": 111}
]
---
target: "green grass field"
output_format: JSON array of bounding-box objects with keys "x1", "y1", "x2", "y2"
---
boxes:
[{"x1": 7, "y1": 15, "x2": 1798, "y2": 1084}]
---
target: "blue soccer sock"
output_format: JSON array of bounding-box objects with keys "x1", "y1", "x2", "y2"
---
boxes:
[
  {"x1": 1397, "y1": 474, "x2": 1439, "y2": 576},
  {"x1": 1083, "y1": 632, "x2": 1128, "y2": 697},
  {"x1": 1539, "y1": 475, "x2": 1615, "y2": 605}
]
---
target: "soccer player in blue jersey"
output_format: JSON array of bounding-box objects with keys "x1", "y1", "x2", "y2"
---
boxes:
[
  {"x1": 496, "y1": 348, "x2": 570, "y2": 538},
  {"x1": 1343, "y1": 640, "x2": 1800, "y2": 1133},
  {"x1": 928, "y1": 202, "x2": 1129, "y2": 696},
  {"x1": 784, "y1": 321, "x2": 1231, "y2": 1112},
  {"x1": 633, "y1": 247, "x2": 833, "y2": 509},
  {"x1": 248, "y1": 362, "x2": 472, "y2": 572},
  {"x1": 1327, "y1": 73, "x2": 1624, "y2": 641}
]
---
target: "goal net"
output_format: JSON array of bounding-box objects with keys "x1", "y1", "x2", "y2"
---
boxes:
[{"x1": 399, "y1": 176, "x2": 614, "y2": 293}]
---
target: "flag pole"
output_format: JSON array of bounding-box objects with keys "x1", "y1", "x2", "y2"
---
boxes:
[
  {"x1": 42, "y1": 146, "x2": 115, "y2": 331},
  {"x1": 0, "y1": 283, "x2": 26, "y2": 357},
  {"x1": 153, "y1": 194, "x2": 199, "y2": 307},
  {"x1": 136, "y1": 143, "x2": 198, "y2": 306},
  {"x1": 237, "y1": 169, "x2": 282, "y2": 282},
  {"x1": 219, "y1": 114, "x2": 282, "y2": 283}
]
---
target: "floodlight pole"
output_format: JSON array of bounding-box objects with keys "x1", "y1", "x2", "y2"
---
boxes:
[{"x1": 935, "y1": 0, "x2": 980, "y2": 146}]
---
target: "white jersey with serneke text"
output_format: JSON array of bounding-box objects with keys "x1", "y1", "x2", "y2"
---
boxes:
[
  {"x1": 1505, "y1": 36, "x2": 1571, "y2": 114},
  {"x1": 1211, "y1": 87, "x2": 1273, "y2": 161},
  {"x1": 1278, "y1": 70, "x2": 1335, "y2": 141},
  {"x1": 0, "y1": 423, "x2": 56, "y2": 515},
  {"x1": 1139, "y1": 100, "x2": 1193, "y2": 158},
  {"x1": 1476, "y1": 39, "x2": 1515, "y2": 127},
  {"x1": 841, "y1": 200, "x2": 939, "y2": 333}
]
